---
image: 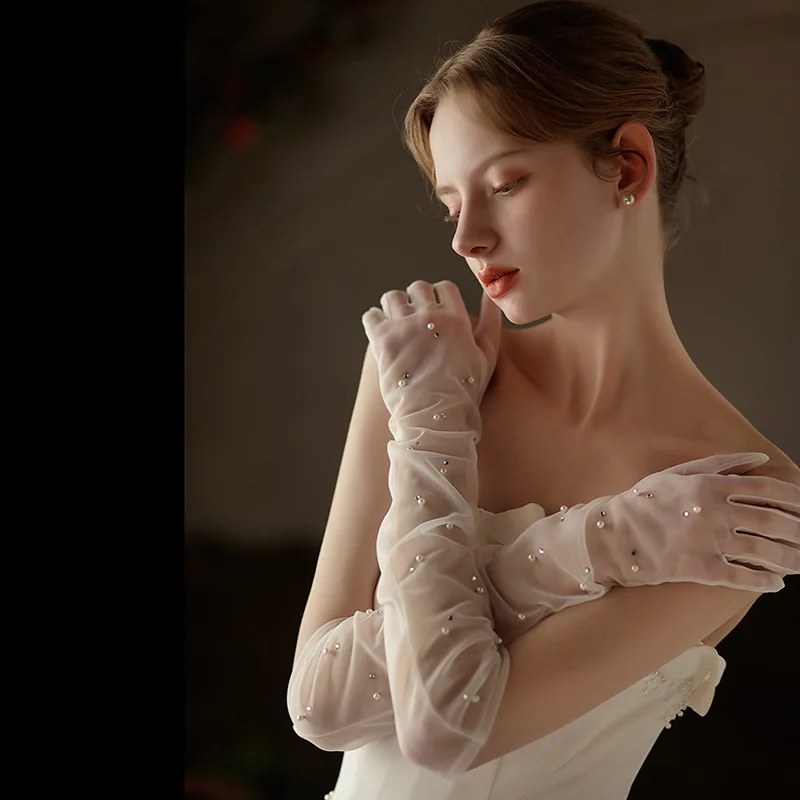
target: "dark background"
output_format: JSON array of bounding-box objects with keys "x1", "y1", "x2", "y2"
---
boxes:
[{"x1": 184, "y1": 1, "x2": 800, "y2": 797}]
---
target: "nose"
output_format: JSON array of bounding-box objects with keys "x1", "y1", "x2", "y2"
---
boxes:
[{"x1": 450, "y1": 212, "x2": 498, "y2": 260}]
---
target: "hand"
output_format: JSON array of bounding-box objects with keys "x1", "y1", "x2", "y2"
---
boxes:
[
  {"x1": 481, "y1": 451, "x2": 800, "y2": 645},
  {"x1": 589, "y1": 451, "x2": 800, "y2": 591},
  {"x1": 361, "y1": 281, "x2": 502, "y2": 434}
]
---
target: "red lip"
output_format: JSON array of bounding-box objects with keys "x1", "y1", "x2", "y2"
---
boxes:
[{"x1": 478, "y1": 266, "x2": 519, "y2": 286}]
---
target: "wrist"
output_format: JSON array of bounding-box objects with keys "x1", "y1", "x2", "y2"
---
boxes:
[
  {"x1": 391, "y1": 403, "x2": 481, "y2": 443},
  {"x1": 391, "y1": 380, "x2": 478, "y2": 421}
]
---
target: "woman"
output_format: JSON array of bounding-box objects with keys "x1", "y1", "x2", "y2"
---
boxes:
[{"x1": 287, "y1": 2, "x2": 800, "y2": 797}]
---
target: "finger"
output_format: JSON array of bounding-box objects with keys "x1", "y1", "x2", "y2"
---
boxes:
[
  {"x1": 433, "y1": 280, "x2": 470, "y2": 319},
  {"x1": 724, "y1": 478, "x2": 800, "y2": 519},
  {"x1": 722, "y1": 499, "x2": 800, "y2": 545},
  {"x1": 361, "y1": 307, "x2": 386, "y2": 337},
  {"x1": 725, "y1": 566, "x2": 785, "y2": 593},
  {"x1": 474, "y1": 292, "x2": 503, "y2": 362},
  {"x1": 661, "y1": 452, "x2": 770, "y2": 477},
  {"x1": 405, "y1": 280, "x2": 439, "y2": 308},
  {"x1": 681, "y1": 569, "x2": 783, "y2": 593},
  {"x1": 727, "y1": 530, "x2": 800, "y2": 572},
  {"x1": 380, "y1": 289, "x2": 414, "y2": 318}
]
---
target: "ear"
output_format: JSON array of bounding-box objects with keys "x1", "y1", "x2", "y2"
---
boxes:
[{"x1": 609, "y1": 121, "x2": 658, "y2": 204}]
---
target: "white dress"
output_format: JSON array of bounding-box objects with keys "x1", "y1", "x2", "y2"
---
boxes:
[{"x1": 324, "y1": 502, "x2": 726, "y2": 800}]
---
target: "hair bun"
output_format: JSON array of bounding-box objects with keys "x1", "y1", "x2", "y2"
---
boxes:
[{"x1": 646, "y1": 37, "x2": 706, "y2": 124}]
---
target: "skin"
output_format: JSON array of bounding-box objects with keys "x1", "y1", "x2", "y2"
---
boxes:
[{"x1": 429, "y1": 89, "x2": 722, "y2": 435}]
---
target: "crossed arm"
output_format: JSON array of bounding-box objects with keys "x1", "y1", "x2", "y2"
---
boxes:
[
  {"x1": 289, "y1": 429, "x2": 771, "y2": 774},
  {"x1": 289, "y1": 344, "x2": 793, "y2": 774}
]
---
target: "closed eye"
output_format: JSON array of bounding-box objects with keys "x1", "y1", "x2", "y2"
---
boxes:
[
  {"x1": 442, "y1": 178, "x2": 526, "y2": 224},
  {"x1": 495, "y1": 178, "x2": 524, "y2": 195}
]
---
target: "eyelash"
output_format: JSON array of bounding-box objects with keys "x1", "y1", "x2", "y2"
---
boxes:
[{"x1": 442, "y1": 178, "x2": 524, "y2": 224}]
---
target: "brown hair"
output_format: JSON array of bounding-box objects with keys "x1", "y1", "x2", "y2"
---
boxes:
[{"x1": 403, "y1": 0, "x2": 706, "y2": 252}]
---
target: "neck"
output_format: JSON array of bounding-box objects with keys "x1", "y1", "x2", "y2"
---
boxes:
[{"x1": 515, "y1": 263, "x2": 716, "y2": 436}]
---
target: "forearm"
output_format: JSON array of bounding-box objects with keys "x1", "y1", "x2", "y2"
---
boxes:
[
  {"x1": 288, "y1": 607, "x2": 398, "y2": 751},
  {"x1": 287, "y1": 466, "x2": 597, "y2": 754},
  {"x1": 377, "y1": 404, "x2": 509, "y2": 773},
  {"x1": 293, "y1": 347, "x2": 390, "y2": 666},
  {"x1": 286, "y1": 495, "x2": 605, "y2": 753},
  {"x1": 481, "y1": 498, "x2": 611, "y2": 643},
  {"x1": 287, "y1": 402, "x2": 497, "y2": 759},
  {"x1": 293, "y1": 531, "x2": 381, "y2": 668}
]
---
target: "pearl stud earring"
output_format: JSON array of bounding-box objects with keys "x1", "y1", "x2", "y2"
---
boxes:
[{"x1": 622, "y1": 193, "x2": 635, "y2": 206}]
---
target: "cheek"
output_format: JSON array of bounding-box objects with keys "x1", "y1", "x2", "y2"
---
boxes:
[
  {"x1": 514, "y1": 194, "x2": 589, "y2": 265},
  {"x1": 538, "y1": 180, "x2": 618, "y2": 266}
]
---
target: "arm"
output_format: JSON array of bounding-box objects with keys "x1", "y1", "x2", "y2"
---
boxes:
[
  {"x1": 292, "y1": 343, "x2": 391, "y2": 667},
  {"x1": 287, "y1": 343, "x2": 401, "y2": 750},
  {"x1": 470, "y1": 580, "x2": 755, "y2": 768},
  {"x1": 288, "y1": 406, "x2": 497, "y2": 758},
  {"x1": 376, "y1": 419, "x2": 508, "y2": 772},
  {"x1": 287, "y1": 457, "x2": 797, "y2": 755},
  {"x1": 287, "y1": 458, "x2": 796, "y2": 753},
  {"x1": 291, "y1": 283, "x2": 510, "y2": 769},
  {"x1": 383, "y1": 443, "x2": 800, "y2": 773},
  {"x1": 701, "y1": 596, "x2": 757, "y2": 648},
  {"x1": 363, "y1": 285, "x2": 512, "y2": 773},
  {"x1": 373, "y1": 421, "x2": 772, "y2": 773},
  {"x1": 416, "y1": 459, "x2": 800, "y2": 772},
  {"x1": 288, "y1": 608, "x2": 397, "y2": 750}
]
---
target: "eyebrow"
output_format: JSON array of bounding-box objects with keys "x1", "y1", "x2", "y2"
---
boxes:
[{"x1": 433, "y1": 148, "x2": 531, "y2": 199}]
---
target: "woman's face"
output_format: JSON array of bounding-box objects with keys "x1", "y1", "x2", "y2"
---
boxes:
[{"x1": 428, "y1": 92, "x2": 626, "y2": 324}]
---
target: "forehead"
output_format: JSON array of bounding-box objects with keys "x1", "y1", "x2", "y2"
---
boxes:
[{"x1": 429, "y1": 92, "x2": 521, "y2": 175}]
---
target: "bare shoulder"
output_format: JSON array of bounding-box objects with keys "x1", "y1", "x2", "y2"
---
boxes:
[
  {"x1": 745, "y1": 448, "x2": 800, "y2": 485},
  {"x1": 681, "y1": 386, "x2": 800, "y2": 484},
  {"x1": 716, "y1": 419, "x2": 800, "y2": 484}
]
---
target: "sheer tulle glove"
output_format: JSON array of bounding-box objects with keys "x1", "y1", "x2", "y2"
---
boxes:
[
  {"x1": 360, "y1": 280, "x2": 509, "y2": 772},
  {"x1": 363, "y1": 279, "x2": 500, "y2": 446},
  {"x1": 289, "y1": 280, "x2": 503, "y2": 765},
  {"x1": 481, "y1": 451, "x2": 800, "y2": 643}
]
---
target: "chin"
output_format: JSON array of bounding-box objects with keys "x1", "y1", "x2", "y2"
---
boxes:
[
  {"x1": 502, "y1": 309, "x2": 526, "y2": 326},
  {"x1": 498, "y1": 304, "x2": 551, "y2": 328}
]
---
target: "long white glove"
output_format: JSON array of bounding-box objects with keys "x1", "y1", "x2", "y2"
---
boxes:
[
  {"x1": 287, "y1": 282, "x2": 800, "y2": 771},
  {"x1": 363, "y1": 281, "x2": 504, "y2": 773},
  {"x1": 291, "y1": 280, "x2": 500, "y2": 771},
  {"x1": 481, "y1": 449, "x2": 800, "y2": 642}
]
